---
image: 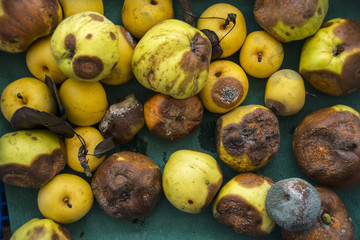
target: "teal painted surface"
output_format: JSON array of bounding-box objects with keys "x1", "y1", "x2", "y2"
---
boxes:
[{"x1": 0, "y1": 0, "x2": 359, "y2": 239}]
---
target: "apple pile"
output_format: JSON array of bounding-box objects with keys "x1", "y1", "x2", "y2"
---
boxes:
[{"x1": 0, "y1": 0, "x2": 358, "y2": 239}]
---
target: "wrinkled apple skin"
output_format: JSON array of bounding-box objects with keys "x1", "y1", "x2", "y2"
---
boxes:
[
  {"x1": 51, "y1": 11, "x2": 119, "y2": 82},
  {"x1": 299, "y1": 18, "x2": 360, "y2": 96},
  {"x1": 132, "y1": 19, "x2": 212, "y2": 99}
]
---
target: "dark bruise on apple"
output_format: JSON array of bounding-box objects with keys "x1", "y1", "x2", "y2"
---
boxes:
[
  {"x1": 293, "y1": 107, "x2": 360, "y2": 188},
  {"x1": 144, "y1": 93, "x2": 203, "y2": 140},
  {"x1": 0, "y1": 0, "x2": 63, "y2": 53},
  {"x1": 281, "y1": 186, "x2": 355, "y2": 240},
  {"x1": 91, "y1": 151, "x2": 162, "y2": 220},
  {"x1": 300, "y1": 18, "x2": 360, "y2": 96}
]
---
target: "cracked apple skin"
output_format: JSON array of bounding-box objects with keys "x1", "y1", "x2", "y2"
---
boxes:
[
  {"x1": 293, "y1": 105, "x2": 360, "y2": 189},
  {"x1": 281, "y1": 186, "x2": 355, "y2": 240},
  {"x1": 299, "y1": 18, "x2": 360, "y2": 96},
  {"x1": 132, "y1": 19, "x2": 212, "y2": 99}
]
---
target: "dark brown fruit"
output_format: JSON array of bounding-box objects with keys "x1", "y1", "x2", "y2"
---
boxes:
[
  {"x1": 281, "y1": 186, "x2": 355, "y2": 240},
  {"x1": 144, "y1": 93, "x2": 203, "y2": 140},
  {"x1": 91, "y1": 151, "x2": 162, "y2": 220}
]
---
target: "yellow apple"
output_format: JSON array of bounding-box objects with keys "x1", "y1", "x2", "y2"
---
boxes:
[
  {"x1": 199, "y1": 60, "x2": 249, "y2": 114},
  {"x1": 0, "y1": 77, "x2": 57, "y2": 122},
  {"x1": 59, "y1": 0, "x2": 104, "y2": 18},
  {"x1": 162, "y1": 149, "x2": 223, "y2": 213},
  {"x1": 239, "y1": 31, "x2": 284, "y2": 79},
  {"x1": 37, "y1": 173, "x2": 94, "y2": 224},
  {"x1": 59, "y1": 78, "x2": 108, "y2": 126},
  {"x1": 65, "y1": 126, "x2": 105, "y2": 173},
  {"x1": 26, "y1": 35, "x2": 67, "y2": 85},
  {"x1": 121, "y1": 0, "x2": 174, "y2": 39},
  {"x1": 197, "y1": 3, "x2": 247, "y2": 58},
  {"x1": 265, "y1": 69, "x2": 306, "y2": 116},
  {"x1": 101, "y1": 25, "x2": 137, "y2": 85}
]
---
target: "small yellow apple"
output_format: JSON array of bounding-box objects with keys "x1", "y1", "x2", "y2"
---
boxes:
[
  {"x1": 162, "y1": 149, "x2": 223, "y2": 213},
  {"x1": 59, "y1": 0, "x2": 104, "y2": 18},
  {"x1": 0, "y1": 77, "x2": 57, "y2": 122},
  {"x1": 121, "y1": 0, "x2": 174, "y2": 39},
  {"x1": 37, "y1": 173, "x2": 94, "y2": 224},
  {"x1": 239, "y1": 31, "x2": 284, "y2": 79},
  {"x1": 199, "y1": 60, "x2": 249, "y2": 114},
  {"x1": 26, "y1": 35, "x2": 67, "y2": 84},
  {"x1": 265, "y1": 69, "x2": 306, "y2": 116},
  {"x1": 59, "y1": 78, "x2": 108, "y2": 126},
  {"x1": 197, "y1": 3, "x2": 247, "y2": 58},
  {"x1": 65, "y1": 126, "x2": 105, "y2": 173},
  {"x1": 101, "y1": 25, "x2": 137, "y2": 85}
]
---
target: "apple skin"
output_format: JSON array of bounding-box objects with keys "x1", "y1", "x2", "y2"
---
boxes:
[
  {"x1": 239, "y1": 30, "x2": 284, "y2": 79},
  {"x1": 51, "y1": 11, "x2": 119, "y2": 82},
  {"x1": 162, "y1": 149, "x2": 223, "y2": 214},
  {"x1": 59, "y1": 0, "x2": 104, "y2": 18},
  {"x1": 0, "y1": 129, "x2": 67, "y2": 188},
  {"x1": 0, "y1": 77, "x2": 57, "y2": 122},
  {"x1": 121, "y1": 0, "x2": 174, "y2": 39},
  {"x1": 37, "y1": 173, "x2": 94, "y2": 224},
  {"x1": 212, "y1": 172, "x2": 276, "y2": 238},
  {"x1": 299, "y1": 18, "x2": 360, "y2": 96},
  {"x1": 101, "y1": 25, "x2": 137, "y2": 86},
  {"x1": 10, "y1": 218, "x2": 72, "y2": 240},
  {"x1": 197, "y1": 3, "x2": 247, "y2": 58},
  {"x1": 132, "y1": 19, "x2": 212, "y2": 99},
  {"x1": 254, "y1": 0, "x2": 329, "y2": 42},
  {"x1": 0, "y1": 0, "x2": 63, "y2": 53},
  {"x1": 199, "y1": 60, "x2": 249, "y2": 114},
  {"x1": 26, "y1": 35, "x2": 67, "y2": 84}
]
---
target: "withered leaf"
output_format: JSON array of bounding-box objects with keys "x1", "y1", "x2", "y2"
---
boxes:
[
  {"x1": 94, "y1": 137, "x2": 116, "y2": 158},
  {"x1": 201, "y1": 29, "x2": 223, "y2": 59},
  {"x1": 78, "y1": 145, "x2": 92, "y2": 177},
  {"x1": 45, "y1": 75, "x2": 66, "y2": 116},
  {"x1": 180, "y1": 0, "x2": 197, "y2": 26}
]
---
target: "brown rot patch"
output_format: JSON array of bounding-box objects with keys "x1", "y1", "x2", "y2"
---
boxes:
[
  {"x1": 265, "y1": 98, "x2": 286, "y2": 115},
  {"x1": 110, "y1": 32, "x2": 116, "y2": 40},
  {"x1": 119, "y1": 26, "x2": 137, "y2": 49},
  {"x1": 72, "y1": 56, "x2": 104, "y2": 79},
  {"x1": 89, "y1": 13, "x2": 104, "y2": 22},
  {"x1": 234, "y1": 173, "x2": 271, "y2": 188},
  {"x1": 65, "y1": 34, "x2": 76, "y2": 59},
  {"x1": 212, "y1": 77, "x2": 243, "y2": 108}
]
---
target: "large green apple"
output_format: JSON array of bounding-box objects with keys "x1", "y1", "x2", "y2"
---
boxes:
[
  {"x1": 0, "y1": 129, "x2": 67, "y2": 188},
  {"x1": 51, "y1": 11, "x2": 119, "y2": 82},
  {"x1": 132, "y1": 19, "x2": 212, "y2": 99},
  {"x1": 299, "y1": 18, "x2": 360, "y2": 96},
  {"x1": 254, "y1": 0, "x2": 329, "y2": 42}
]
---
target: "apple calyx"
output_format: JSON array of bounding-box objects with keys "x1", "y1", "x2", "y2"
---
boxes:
[{"x1": 332, "y1": 44, "x2": 345, "y2": 56}]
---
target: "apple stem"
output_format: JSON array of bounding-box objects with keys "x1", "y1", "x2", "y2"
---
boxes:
[
  {"x1": 258, "y1": 54, "x2": 262, "y2": 62},
  {"x1": 199, "y1": 13, "x2": 236, "y2": 43},
  {"x1": 64, "y1": 198, "x2": 72, "y2": 208},
  {"x1": 16, "y1": 93, "x2": 27, "y2": 104}
]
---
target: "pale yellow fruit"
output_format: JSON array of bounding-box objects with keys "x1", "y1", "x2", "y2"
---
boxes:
[
  {"x1": 162, "y1": 149, "x2": 223, "y2": 213},
  {"x1": 59, "y1": 78, "x2": 108, "y2": 126},
  {"x1": 26, "y1": 35, "x2": 67, "y2": 84},
  {"x1": 240, "y1": 31, "x2": 284, "y2": 79},
  {"x1": 265, "y1": 69, "x2": 306, "y2": 116},
  {"x1": 65, "y1": 126, "x2": 105, "y2": 173},
  {"x1": 59, "y1": 0, "x2": 104, "y2": 18},
  {"x1": 200, "y1": 60, "x2": 249, "y2": 113},
  {"x1": 122, "y1": 0, "x2": 174, "y2": 39},
  {"x1": 0, "y1": 77, "x2": 57, "y2": 122},
  {"x1": 197, "y1": 3, "x2": 247, "y2": 58},
  {"x1": 37, "y1": 173, "x2": 93, "y2": 224},
  {"x1": 101, "y1": 25, "x2": 136, "y2": 85}
]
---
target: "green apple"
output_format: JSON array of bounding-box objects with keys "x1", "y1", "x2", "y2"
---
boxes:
[
  {"x1": 254, "y1": 0, "x2": 329, "y2": 42},
  {"x1": 0, "y1": 129, "x2": 67, "y2": 188},
  {"x1": 37, "y1": 173, "x2": 94, "y2": 224},
  {"x1": 132, "y1": 19, "x2": 212, "y2": 99},
  {"x1": 0, "y1": 77, "x2": 57, "y2": 123},
  {"x1": 51, "y1": 11, "x2": 119, "y2": 82},
  {"x1": 26, "y1": 35, "x2": 68, "y2": 85},
  {"x1": 10, "y1": 218, "x2": 72, "y2": 240},
  {"x1": 299, "y1": 18, "x2": 360, "y2": 96},
  {"x1": 212, "y1": 172, "x2": 276, "y2": 238},
  {"x1": 162, "y1": 149, "x2": 223, "y2": 213}
]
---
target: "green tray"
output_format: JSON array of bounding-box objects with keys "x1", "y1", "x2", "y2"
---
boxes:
[{"x1": 1, "y1": 0, "x2": 360, "y2": 239}]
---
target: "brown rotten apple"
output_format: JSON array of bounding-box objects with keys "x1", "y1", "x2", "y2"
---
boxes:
[
  {"x1": 0, "y1": 0, "x2": 63, "y2": 53},
  {"x1": 293, "y1": 105, "x2": 360, "y2": 189}
]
